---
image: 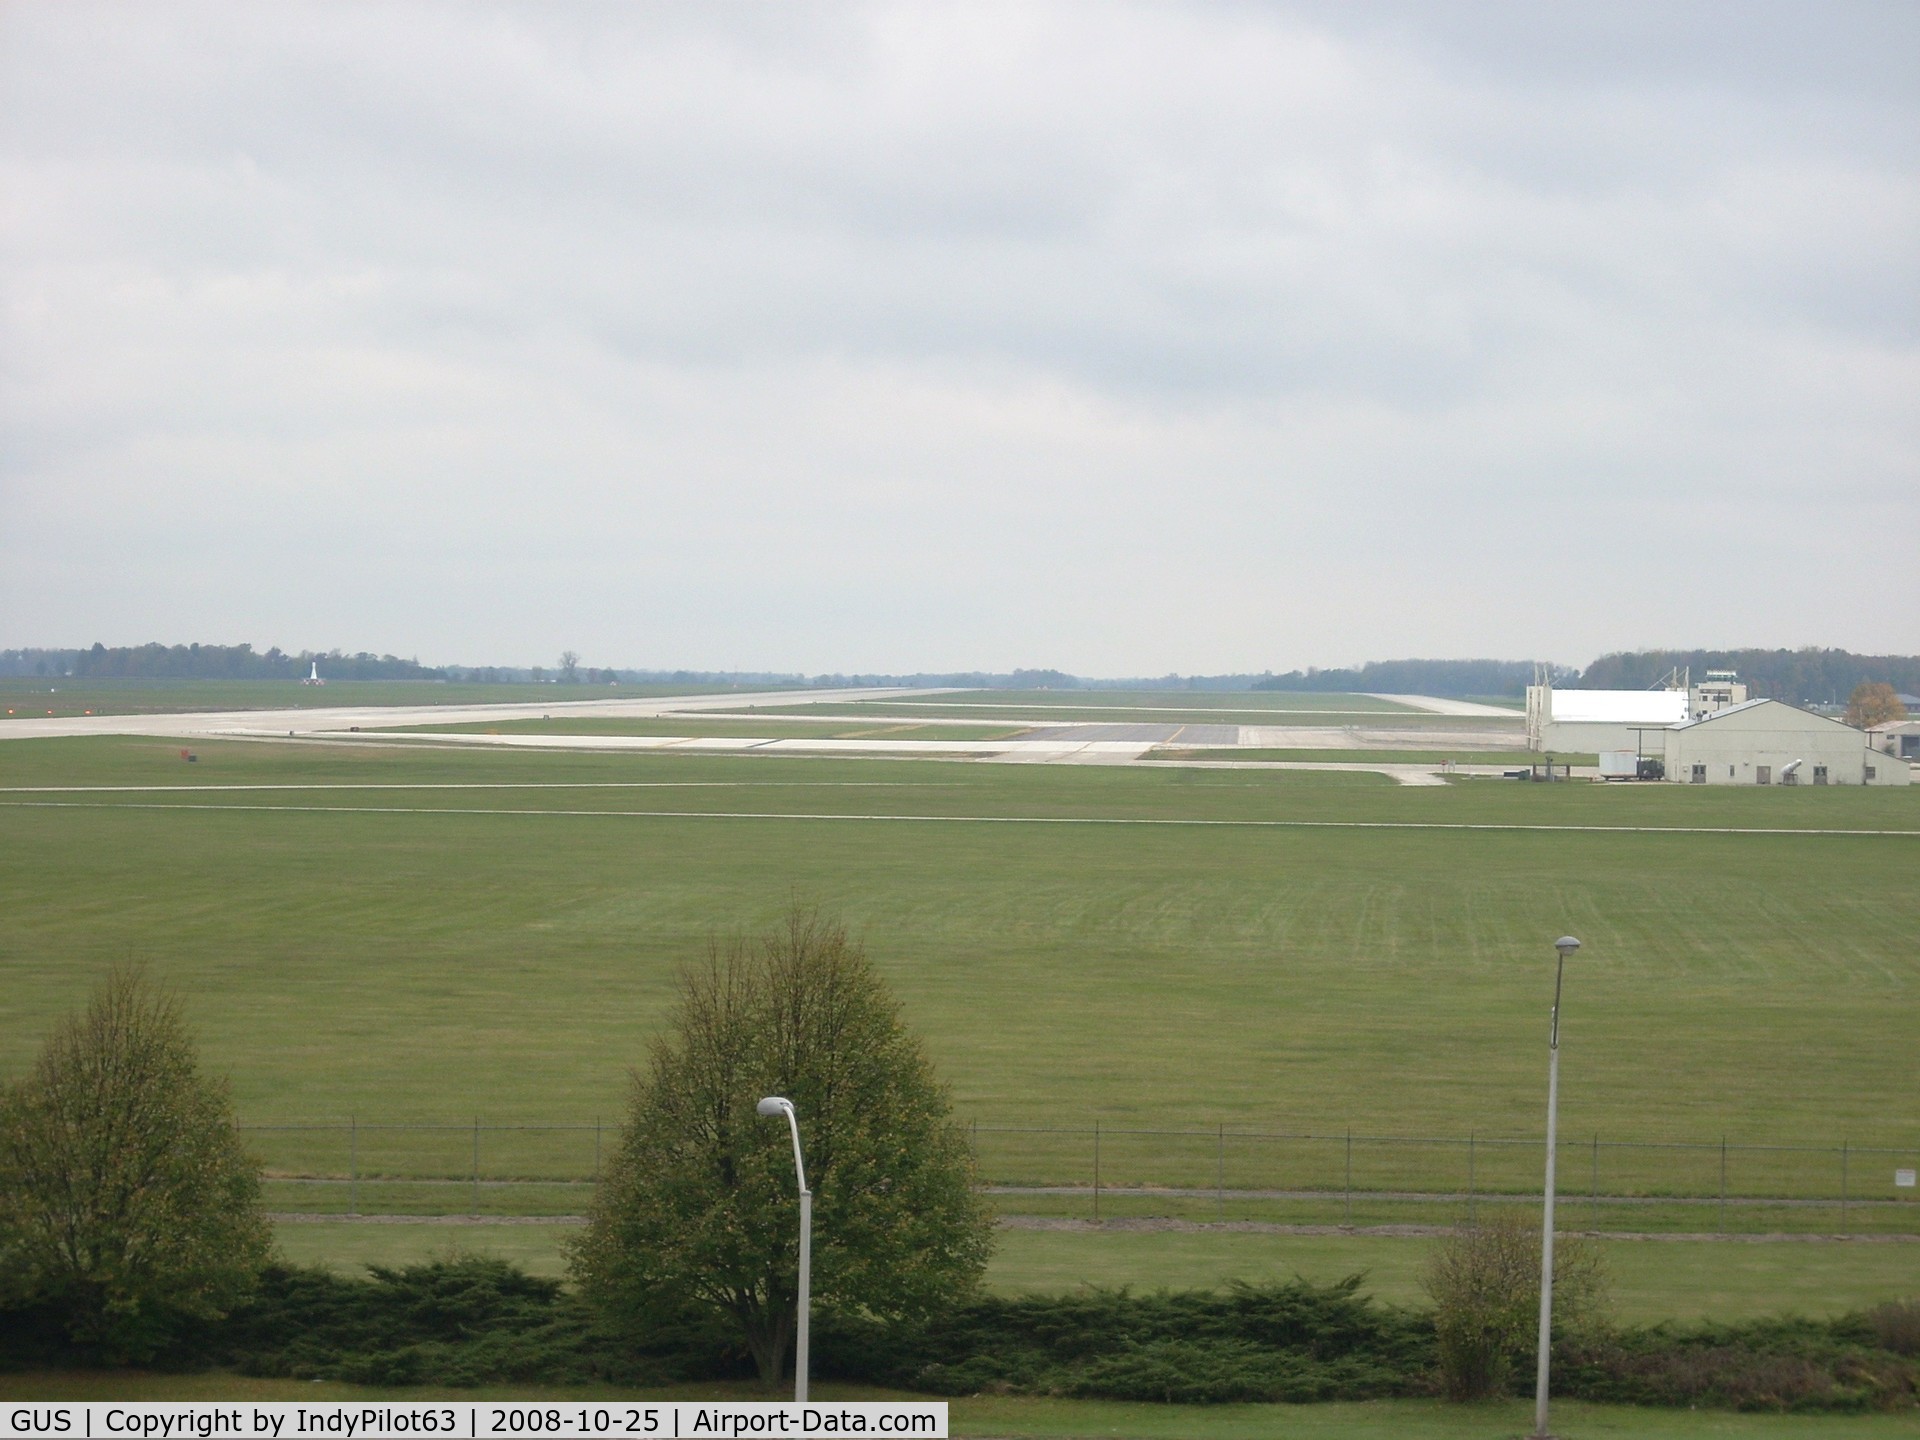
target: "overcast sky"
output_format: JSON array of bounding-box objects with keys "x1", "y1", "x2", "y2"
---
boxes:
[{"x1": 3, "y1": 2, "x2": 1915, "y2": 675}]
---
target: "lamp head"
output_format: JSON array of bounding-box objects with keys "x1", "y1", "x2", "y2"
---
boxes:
[
  {"x1": 1554, "y1": 936, "x2": 1581, "y2": 958},
  {"x1": 756, "y1": 1096, "x2": 793, "y2": 1118}
]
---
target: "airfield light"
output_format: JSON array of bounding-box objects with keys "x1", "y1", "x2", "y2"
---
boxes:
[
  {"x1": 1532, "y1": 936, "x2": 1581, "y2": 1439},
  {"x1": 757, "y1": 1096, "x2": 812, "y2": 1402}
]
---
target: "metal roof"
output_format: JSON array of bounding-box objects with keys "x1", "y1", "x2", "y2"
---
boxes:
[{"x1": 1665, "y1": 697, "x2": 1867, "y2": 735}]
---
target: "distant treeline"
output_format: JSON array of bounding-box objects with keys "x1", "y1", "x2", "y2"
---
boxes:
[
  {"x1": 5, "y1": 644, "x2": 1915, "y2": 701},
  {"x1": 1578, "y1": 648, "x2": 1920, "y2": 705},
  {"x1": 1255, "y1": 649, "x2": 1920, "y2": 701},
  {"x1": 1255, "y1": 659, "x2": 1563, "y2": 698},
  {"x1": 1, "y1": 644, "x2": 440, "y2": 681}
]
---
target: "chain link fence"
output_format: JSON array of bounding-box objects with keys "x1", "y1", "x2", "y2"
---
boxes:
[{"x1": 243, "y1": 1120, "x2": 1920, "y2": 1236}]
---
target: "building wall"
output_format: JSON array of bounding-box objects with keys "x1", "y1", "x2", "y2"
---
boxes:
[
  {"x1": 1538, "y1": 720, "x2": 1674, "y2": 754},
  {"x1": 1526, "y1": 685, "x2": 1688, "y2": 752},
  {"x1": 1663, "y1": 705, "x2": 1910, "y2": 786},
  {"x1": 1686, "y1": 678, "x2": 1748, "y2": 720},
  {"x1": 1869, "y1": 722, "x2": 1920, "y2": 759}
]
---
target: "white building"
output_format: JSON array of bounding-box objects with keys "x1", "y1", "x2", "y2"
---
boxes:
[
  {"x1": 1528, "y1": 669, "x2": 1753, "y2": 754},
  {"x1": 1526, "y1": 685, "x2": 1689, "y2": 754},
  {"x1": 1661, "y1": 699, "x2": 1909, "y2": 786},
  {"x1": 1687, "y1": 670, "x2": 1748, "y2": 720}
]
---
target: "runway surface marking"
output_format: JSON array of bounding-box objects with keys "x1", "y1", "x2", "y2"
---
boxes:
[{"x1": 3, "y1": 798, "x2": 1912, "y2": 837}]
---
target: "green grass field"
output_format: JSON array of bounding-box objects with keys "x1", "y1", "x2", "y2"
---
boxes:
[
  {"x1": 2, "y1": 730, "x2": 1917, "y2": 1323},
  {"x1": 3, "y1": 736, "x2": 1914, "y2": 1147}
]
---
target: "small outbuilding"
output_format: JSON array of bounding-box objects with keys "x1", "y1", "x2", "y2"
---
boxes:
[
  {"x1": 1661, "y1": 699, "x2": 1909, "y2": 786},
  {"x1": 1869, "y1": 719, "x2": 1920, "y2": 760}
]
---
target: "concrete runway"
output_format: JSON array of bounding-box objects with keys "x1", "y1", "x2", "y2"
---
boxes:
[
  {"x1": 1236, "y1": 723, "x2": 1526, "y2": 750},
  {"x1": 1009, "y1": 722, "x2": 1240, "y2": 744},
  {"x1": 199, "y1": 731, "x2": 1471, "y2": 782},
  {"x1": 0, "y1": 686, "x2": 946, "y2": 741},
  {"x1": 3, "y1": 687, "x2": 1522, "y2": 783},
  {"x1": 1366, "y1": 693, "x2": 1522, "y2": 717}
]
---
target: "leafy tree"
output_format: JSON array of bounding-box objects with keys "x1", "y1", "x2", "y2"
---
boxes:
[
  {"x1": 1579, "y1": 648, "x2": 1920, "y2": 705},
  {"x1": 570, "y1": 907, "x2": 993, "y2": 1386},
  {"x1": 1423, "y1": 1210, "x2": 1608, "y2": 1401},
  {"x1": 0, "y1": 967, "x2": 272, "y2": 1361},
  {"x1": 1845, "y1": 682, "x2": 1907, "y2": 730}
]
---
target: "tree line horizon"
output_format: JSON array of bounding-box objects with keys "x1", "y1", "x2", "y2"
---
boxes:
[{"x1": 3, "y1": 642, "x2": 1918, "y2": 704}]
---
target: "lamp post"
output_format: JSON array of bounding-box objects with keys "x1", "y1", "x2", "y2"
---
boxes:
[
  {"x1": 757, "y1": 1096, "x2": 812, "y2": 1403},
  {"x1": 1532, "y1": 936, "x2": 1581, "y2": 1439}
]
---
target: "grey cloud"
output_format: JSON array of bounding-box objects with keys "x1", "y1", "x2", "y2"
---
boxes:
[{"x1": 1, "y1": 1, "x2": 1914, "y2": 670}]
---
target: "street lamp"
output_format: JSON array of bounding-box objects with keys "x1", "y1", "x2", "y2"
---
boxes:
[
  {"x1": 757, "y1": 1096, "x2": 812, "y2": 1403},
  {"x1": 1532, "y1": 936, "x2": 1581, "y2": 1440}
]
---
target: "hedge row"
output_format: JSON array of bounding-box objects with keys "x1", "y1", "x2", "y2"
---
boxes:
[{"x1": 3, "y1": 1261, "x2": 1915, "y2": 1413}]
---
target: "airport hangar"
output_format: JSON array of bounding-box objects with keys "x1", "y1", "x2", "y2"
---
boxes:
[
  {"x1": 1526, "y1": 677, "x2": 1909, "y2": 786},
  {"x1": 1526, "y1": 670, "x2": 1749, "y2": 755},
  {"x1": 1660, "y1": 698, "x2": 1908, "y2": 786}
]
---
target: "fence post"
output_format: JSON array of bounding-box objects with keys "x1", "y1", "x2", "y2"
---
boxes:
[
  {"x1": 1719, "y1": 1135, "x2": 1727, "y2": 1235},
  {"x1": 350, "y1": 1116, "x2": 359, "y2": 1217},
  {"x1": 472, "y1": 1117, "x2": 481, "y2": 1218},
  {"x1": 1467, "y1": 1132, "x2": 1475, "y2": 1226},
  {"x1": 1344, "y1": 1128, "x2": 1353, "y2": 1227},
  {"x1": 594, "y1": 1118, "x2": 601, "y2": 1182},
  {"x1": 1591, "y1": 1133, "x2": 1600, "y2": 1233},
  {"x1": 1217, "y1": 1123, "x2": 1225, "y2": 1219},
  {"x1": 1092, "y1": 1121, "x2": 1101, "y2": 1223},
  {"x1": 1841, "y1": 1140, "x2": 1849, "y2": 1235}
]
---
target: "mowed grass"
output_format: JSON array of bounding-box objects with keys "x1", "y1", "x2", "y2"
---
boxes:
[
  {"x1": 0, "y1": 678, "x2": 776, "y2": 719},
  {"x1": 267, "y1": 1219, "x2": 1920, "y2": 1323},
  {"x1": 6, "y1": 729, "x2": 1917, "y2": 1419},
  {"x1": 273, "y1": 1220, "x2": 580, "y2": 1276},
  {"x1": 1, "y1": 737, "x2": 1915, "y2": 1165}
]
